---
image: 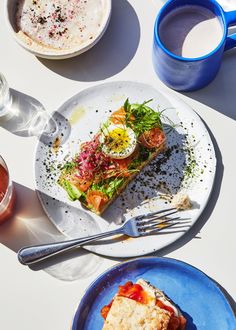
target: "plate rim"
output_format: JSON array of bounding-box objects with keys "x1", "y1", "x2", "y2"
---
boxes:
[
  {"x1": 34, "y1": 80, "x2": 217, "y2": 257},
  {"x1": 71, "y1": 256, "x2": 236, "y2": 330}
]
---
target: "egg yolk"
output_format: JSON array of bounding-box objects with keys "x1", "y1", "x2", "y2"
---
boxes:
[{"x1": 105, "y1": 127, "x2": 131, "y2": 154}]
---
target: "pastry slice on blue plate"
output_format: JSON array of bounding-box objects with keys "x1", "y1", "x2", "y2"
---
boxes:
[{"x1": 101, "y1": 279, "x2": 186, "y2": 330}]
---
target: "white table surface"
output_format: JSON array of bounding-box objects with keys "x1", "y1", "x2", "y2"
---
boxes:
[{"x1": 0, "y1": 1, "x2": 236, "y2": 329}]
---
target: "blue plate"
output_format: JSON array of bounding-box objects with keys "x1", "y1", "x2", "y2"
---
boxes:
[{"x1": 72, "y1": 257, "x2": 236, "y2": 330}]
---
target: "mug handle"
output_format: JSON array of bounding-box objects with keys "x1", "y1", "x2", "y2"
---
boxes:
[{"x1": 224, "y1": 10, "x2": 236, "y2": 51}]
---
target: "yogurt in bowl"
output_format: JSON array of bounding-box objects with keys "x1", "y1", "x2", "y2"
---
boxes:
[{"x1": 5, "y1": 0, "x2": 111, "y2": 59}]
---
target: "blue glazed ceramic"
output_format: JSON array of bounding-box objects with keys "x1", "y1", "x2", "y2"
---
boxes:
[
  {"x1": 72, "y1": 257, "x2": 236, "y2": 330},
  {"x1": 153, "y1": 0, "x2": 236, "y2": 91}
]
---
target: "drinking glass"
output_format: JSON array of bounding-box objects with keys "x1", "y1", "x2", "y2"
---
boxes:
[
  {"x1": 0, "y1": 73, "x2": 58, "y2": 137},
  {"x1": 0, "y1": 73, "x2": 12, "y2": 118},
  {"x1": 0, "y1": 156, "x2": 15, "y2": 224}
]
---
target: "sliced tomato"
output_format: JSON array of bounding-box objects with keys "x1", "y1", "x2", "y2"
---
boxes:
[
  {"x1": 179, "y1": 316, "x2": 187, "y2": 330},
  {"x1": 113, "y1": 150, "x2": 139, "y2": 177},
  {"x1": 115, "y1": 157, "x2": 132, "y2": 168},
  {"x1": 110, "y1": 107, "x2": 126, "y2": 125},
  {"x1": 92, "y1": 167, "x2": 119, "y2": 182},
  {"x1": 168, "y1": 316, "x2": 181, "y2": 330},
  {"x1": 156, "y1": 299, "x2": 186, "y2": 330},
  {"x1": 86, "y1": 190, "x2": 108, "y2": 213},
  {"x1": 101, "y1": 300, "x2": 113, "y2": 320},
  {"x1": 110, "y1": 107, "x2": 135, "y2": 125},
  {"x1": 72, "y1": 178, "x2": 92, "y2": 192},
  {"x1": 156, "y1": 299, "x2": 174, "y2": 315},
  {"x1": 114, "y1": 158, "x2": 132, "y2": 177},
  {"x1": 118, "y1": 282, "x2": 148, "y2": 304},
  {"x1": 139, "y1": 127, "x2": 166, "y2": 149},
  {"x1": 118, "y1": 281, "x2": 133, "y2": 295}
]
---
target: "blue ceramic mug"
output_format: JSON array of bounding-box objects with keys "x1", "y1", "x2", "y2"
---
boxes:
[{"x1": 153, "y1": 0, "x2": 236, "y2": 91}]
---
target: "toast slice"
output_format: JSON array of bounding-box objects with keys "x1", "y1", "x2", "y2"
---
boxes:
[
  {"x1": 102, "y1": 296, "x2": 170, "y2": 330},
  {"x1": 58, "y1": 99, "x2": 166, "y2": 215},
  {"x1": 101, "y1": 279, "x2": 186, "y2": 330}
]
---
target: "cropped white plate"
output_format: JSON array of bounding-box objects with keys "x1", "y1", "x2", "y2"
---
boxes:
[{"x1": 35, "y1": 81, "x2": 216, "y2": 257}]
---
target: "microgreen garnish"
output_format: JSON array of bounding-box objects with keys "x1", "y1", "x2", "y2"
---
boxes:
[
  {"x1": 124, "y1": 98, "x2": 163, "y2": 136},
  {"x1": 61, "y1": 161, "x2": 77, "y2": 172}
]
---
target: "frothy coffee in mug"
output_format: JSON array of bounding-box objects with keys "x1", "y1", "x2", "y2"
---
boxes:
[{"x1": 159, "y1": 5, "x2": 224, "y2": 58}]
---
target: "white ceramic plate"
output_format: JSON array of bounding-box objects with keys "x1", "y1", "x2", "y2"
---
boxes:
[{"x1": 35, "y1": 81, "x2": 216, "y2": 257}]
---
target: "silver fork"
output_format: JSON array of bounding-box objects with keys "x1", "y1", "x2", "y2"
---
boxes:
[{"x1": 18, "y1": 208, "x2": 184, "y2": 265}]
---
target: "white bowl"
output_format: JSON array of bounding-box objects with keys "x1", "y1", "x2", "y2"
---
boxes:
[{"x1": 4, "y1": 0, "x2": 112, "y2": 60}]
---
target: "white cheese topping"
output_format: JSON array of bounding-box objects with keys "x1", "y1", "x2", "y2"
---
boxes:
[{"x1": 136, "y1": 279, "x2": 180, "y2": 317}]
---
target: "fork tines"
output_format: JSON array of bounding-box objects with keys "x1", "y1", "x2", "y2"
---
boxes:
[
  {"x1": 136, "y1": 207, "x2": 177, "y2": 221},
  {"x1": 137, "y1": 217, "x2": 180, "y2": 232},
  {"x1": 136, "y1": 208, "x2": 179, "y2": 226},
  {"x1": 135, "y1": 207, "x2": 191, "y2": 235}
]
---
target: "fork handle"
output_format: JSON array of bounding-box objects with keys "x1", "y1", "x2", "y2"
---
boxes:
[{"x1": 18, "y1": 228, "x2": 123, "y2": 265}]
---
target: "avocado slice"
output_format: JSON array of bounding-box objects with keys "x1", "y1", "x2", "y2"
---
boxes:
[{"x1": 58, "y1": 178, "x2": 83, "y2": 201}]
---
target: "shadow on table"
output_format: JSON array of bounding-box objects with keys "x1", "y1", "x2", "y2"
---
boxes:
[
  {"x1": 38, "y1": 0, "x2": 140, "y2": 81},
  {"x1": 182, "y1": 47, "x2": 236, "y2": 121},
  {"x1": 0, "y1": 89, "x2": 71, "y2": 144},
  {"x1": 0, "y1": 182, "x2": 103, "y2": 281}
]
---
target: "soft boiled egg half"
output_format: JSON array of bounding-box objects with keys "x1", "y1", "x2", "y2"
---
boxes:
[{"x1": 100, "y1": 124, "x2": 137, "y2": 159}]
